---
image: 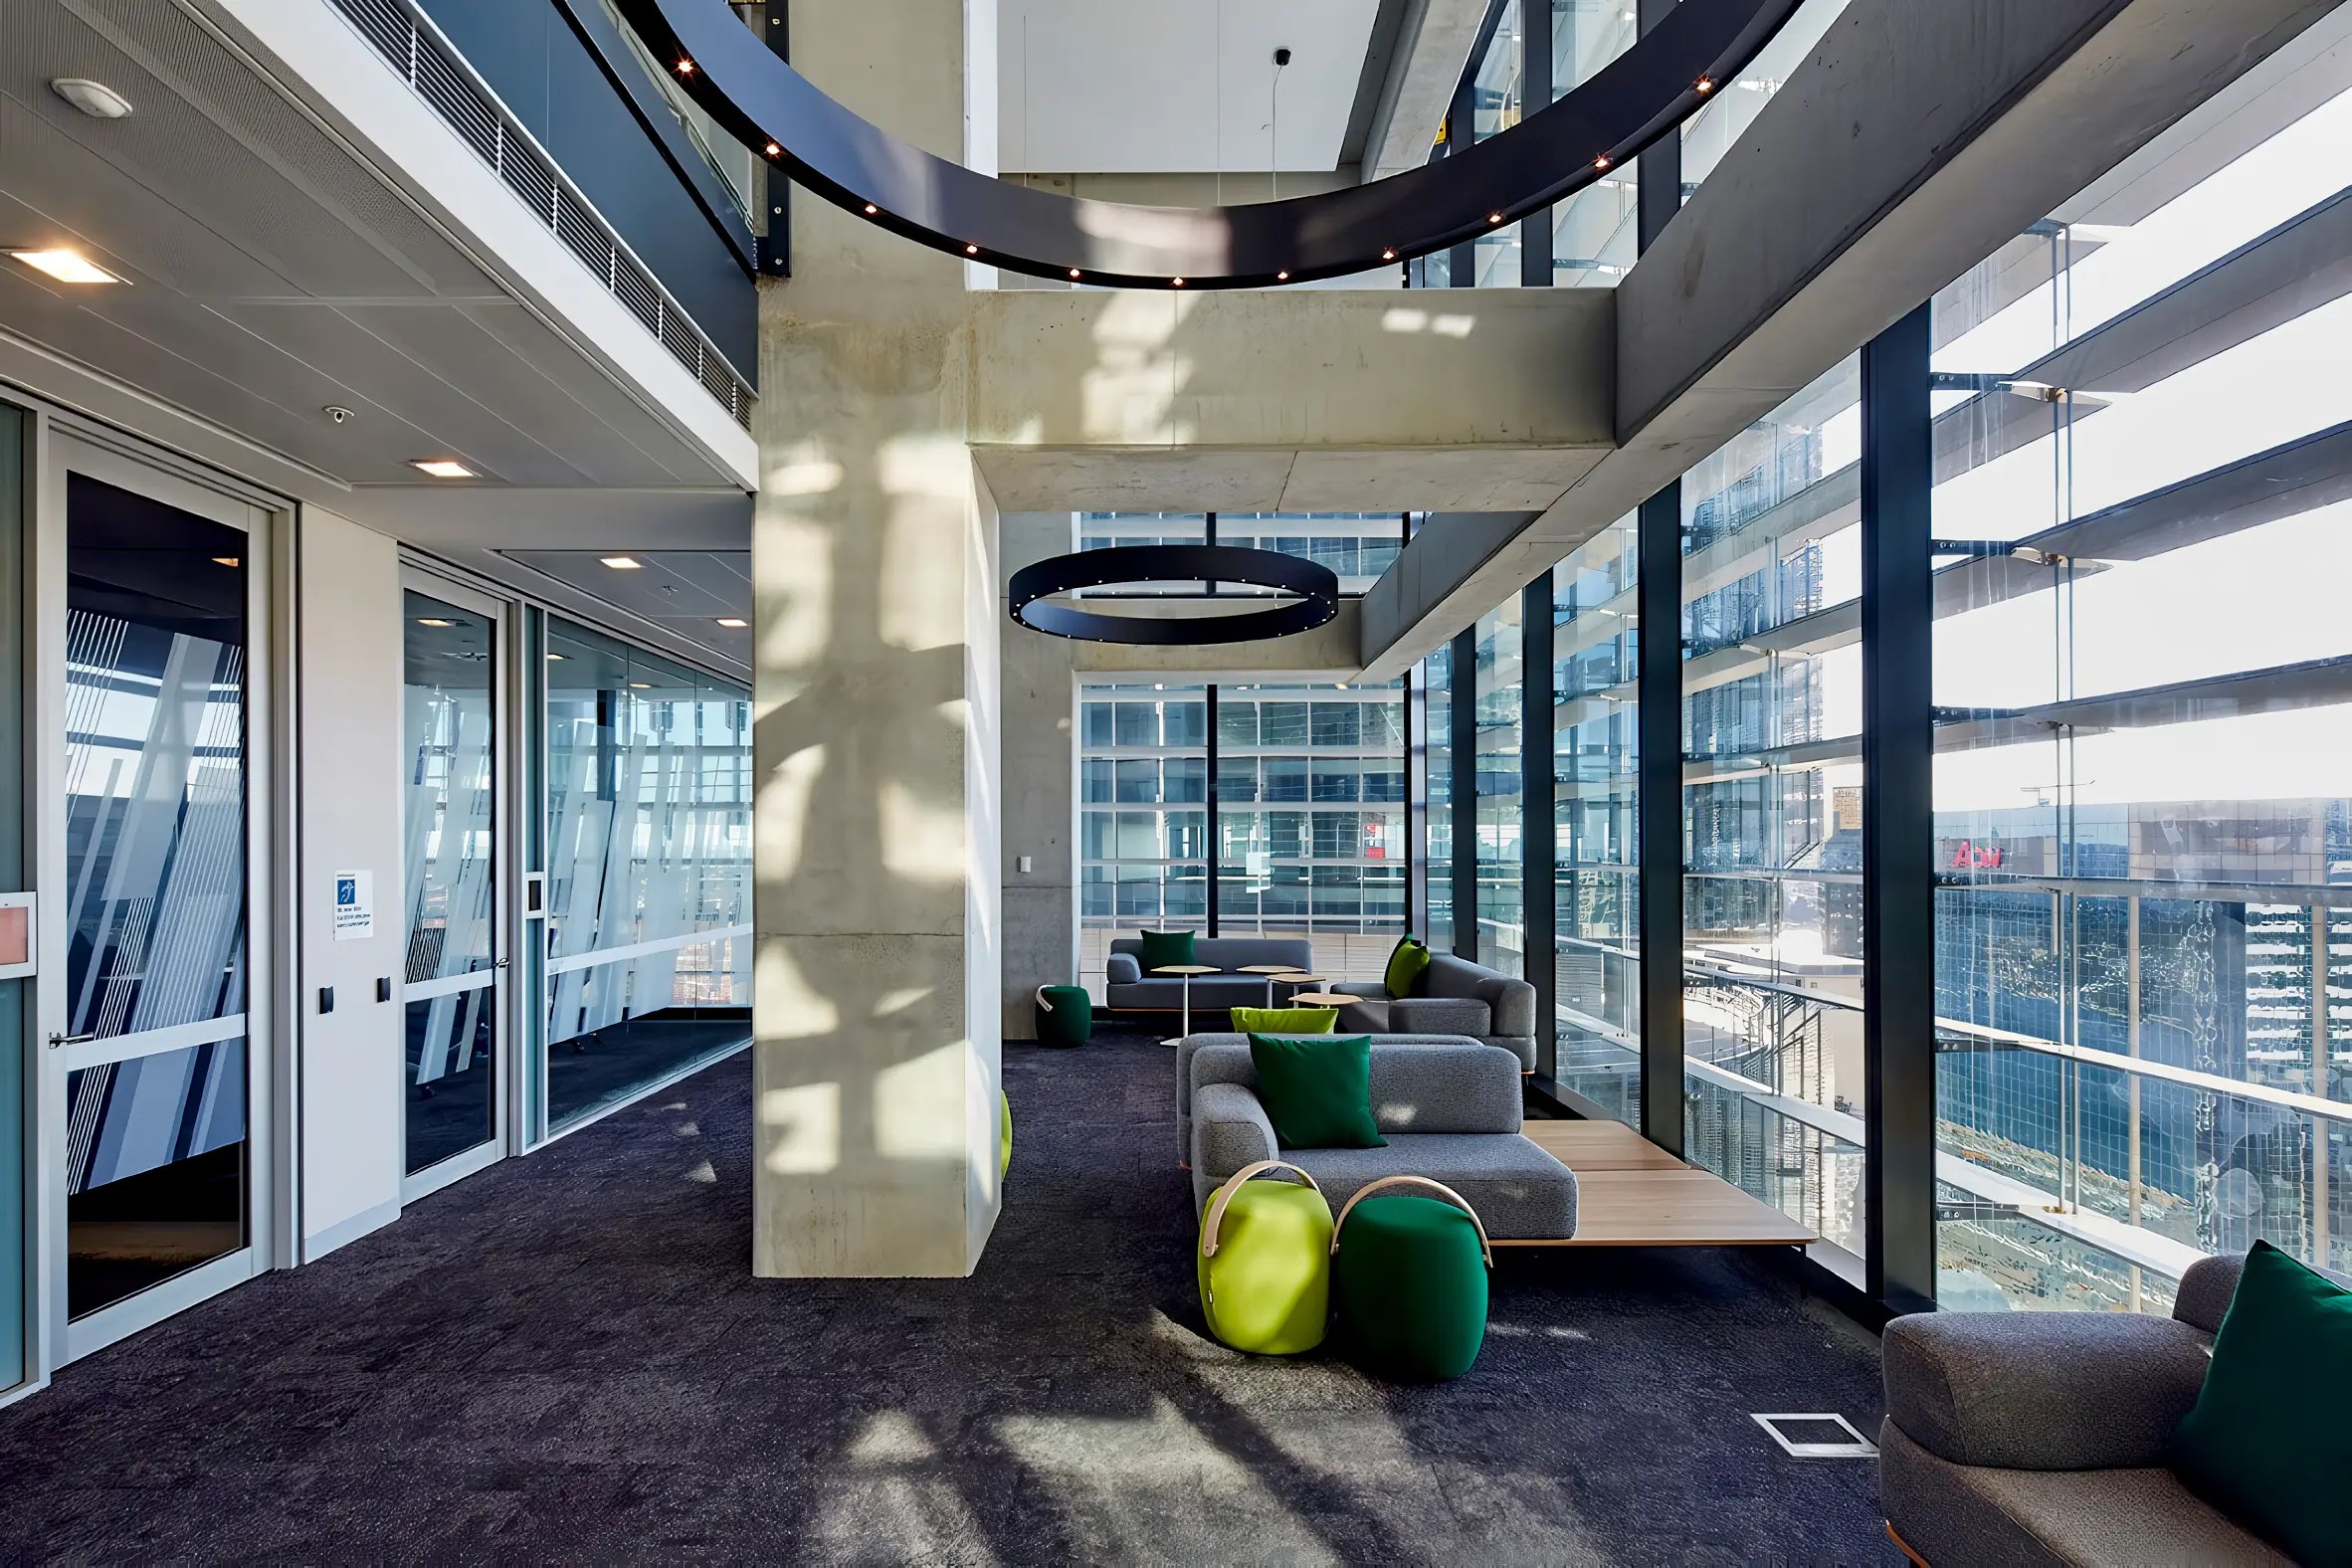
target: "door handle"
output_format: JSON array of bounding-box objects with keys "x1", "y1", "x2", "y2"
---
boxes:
[
  {"x1": 48, "y1": 1032, "x2": 96, "y2": 1051},
  {"x1": 495, "y1": 957, "x2": 511, "y2": 970}
]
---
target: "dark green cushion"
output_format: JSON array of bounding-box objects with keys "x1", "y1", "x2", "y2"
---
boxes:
[
  {"x1": 1228, "y1": 1007, "x2": 1335, "y2": 1034},
  {"x1": 1136, "y1": 929, "x2": 1196, "y2": 971},
  {"x1": 1332, "y1": 1194, "x2": 1488, "y2": 1381},
  {"x1": 2170, "y1": 1240, "x2": 2352, "y2": 1565},
  {"x1": 1384, "y1": 934, "x2": 1432, "y2": 999},
  {"x1": 1034, "y1": 985, "x2": 1091, "y2": 1048},
  {"x1": 1247, "y1": 1034, "x2": 1386, "y2": 1150}
]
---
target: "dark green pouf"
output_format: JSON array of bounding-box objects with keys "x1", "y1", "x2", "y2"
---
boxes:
[
  {"x1": 1331, "y1": 1193, "x2": 1489, "y2": 1381},
  {"x1": 1034, "y1": 985, "x2": 1092, "y2": 1048}
]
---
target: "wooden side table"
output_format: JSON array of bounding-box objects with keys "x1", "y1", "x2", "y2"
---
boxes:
[
  {"x1": 1153, "y1": 964, "x2": 1222, "y2": 1045},
  {"x1": 1284, "y1": 992, "x2": 1351, "y2": 1009},
  {"x1": 1238, "y1": 963, "x2": 1303, "y2": 1007},
  {"x1": 1271, "y1": 973, "x2": 1323, "y2": 1006}
]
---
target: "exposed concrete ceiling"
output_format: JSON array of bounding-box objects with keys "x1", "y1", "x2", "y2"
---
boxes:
[
  {"x1": 999, "y1": 0, "x2": 1382, "y2": 175},
  {"x1": 0, "y1": 0, "x2": 752, "y2": 498}
]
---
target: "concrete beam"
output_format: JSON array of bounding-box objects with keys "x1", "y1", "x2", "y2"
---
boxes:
[
  {"x1": 1359, "y1": 0, "x2": 2343, "y2": 680},
  {"x1": 967, "y1": 288, "x2": 1612, "y2": 513},
  {"x1": 1363, "y1": 0, "x2": 1491, "y2": 182}
]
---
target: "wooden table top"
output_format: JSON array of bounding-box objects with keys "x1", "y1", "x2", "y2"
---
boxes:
[
  {"x1": 1237, "y1": 964, "x2": 1300, "y2": 974},
  {"x1": 1271, "y1": 973, "x2": 1324, "y2": 984},
  {"x1": 1151, "y1": 964, "x2": 1221, "y2": 976},
  {"x1": 1506, "y1": 1118, "x2": 1819, "y2": 1248},
  {"x1": 1283, "y1": 992, "x2": 1351, "y2": 1007}
]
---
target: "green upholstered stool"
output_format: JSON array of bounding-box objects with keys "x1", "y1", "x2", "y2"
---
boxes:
[
  {"x1": 1330, "y1": 1176, "x2": 1492, "y2": 1382},
  {"x1": 1197, "y1": 1160, "x2": 1333, "y2": 1355},
  {"x1": 1034, "y1": 985, "x2": 1092, "y2": 1048}
]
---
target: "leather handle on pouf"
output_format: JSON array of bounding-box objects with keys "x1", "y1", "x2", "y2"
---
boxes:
[
  {"x1": 1200, "y1": 1159, "x2": 1322, "y2": 1258},
  {"x1": 1329, "y1": 1175, "x2": 1492, "y2": 1267},
  {"x1": 1035, "y1": 986, "x2": 1053, "y2": 1011}
]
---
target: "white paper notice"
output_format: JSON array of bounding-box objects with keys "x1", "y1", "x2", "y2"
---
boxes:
[{"x1": 332, "y1": 870, "x2": 375, "y2": 941}]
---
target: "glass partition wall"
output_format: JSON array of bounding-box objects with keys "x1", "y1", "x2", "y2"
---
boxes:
[{"x1": 542, "y1": 619, "x2": 750, "y2": 1133}]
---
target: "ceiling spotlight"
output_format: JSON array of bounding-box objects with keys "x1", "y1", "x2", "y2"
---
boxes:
[
  {"x1": 1276, "y1": 270, "x2": 1289, "y2": 281},
  {"x1": 1069, "y1": 268, "x2": 1081, "y2": 279},
  {"x1": 965, "y1": 243, "x2": 978, "y2": 255},
  {"x1": 715, "y1": 617, "x2": 748, "y2": 628},
  {"x1": 1594, "y1": 155, "x2": 1612, "y2": 170},
  {"x1": 1695, "y1": 77, "x2": 1715, "y2": 94},
  {"x1": 323, "y1": 405, "x2": 356, "y2": 425},
  {"x1": 677, "y1": 59, "x2": 694, "y2": 75},
  {"x1": 630, "y1": 682, "x2": 653, "y2": 689},
  {"x1": 764, "y1": 141, "x2": 780, "y2": 156},
  {"x1": 1171, "y1": 277, "x2": 1184, "y2": 288},
  {"x1": 1381, "y1": 249, "x2": 1396, "y2": 261},
  {"x1": 600, "y1": 555, "x2": 643, "y2": 570},
  {"x1": 864, "y1": 203, "x2": 879, "y2": 215},
  {"x1": 415, "y1": 618, "x2": 456, "y2": 628},
  {"x1": 51, "y1": 79, "x2": 132, "y2": 119},
  {"x1": 9, "y1": 249, "x2": 120, "y2": 284},
  {"x1": 409, "y1": 458, "x2": 474, "y2": 479},
  {"x1": 547, "y1": 653, "x2": 567, "y2": 661}
]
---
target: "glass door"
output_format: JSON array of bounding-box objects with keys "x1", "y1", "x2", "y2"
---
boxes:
[
  {"x1": 41, "y1": 436, "x2": 274, "y2": 1362},
  {"x1": 400, "y1": 578, "x2": 504, "y2": 1195}
]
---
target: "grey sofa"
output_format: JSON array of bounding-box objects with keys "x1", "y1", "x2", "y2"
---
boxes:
[
  {"x1": 1880, "y1": 1250, "x2": 2350, "y2": 1567},
  {"x1": 1103, "y1": 935, "x2": 1312, "y2": 1018},
  {"x1": 1330, "y1": 952, "x2": 1539, "y2": 1071},
  {"x1": 1183, "y1": 1033, "x2": 1577, "y2": 1240}
]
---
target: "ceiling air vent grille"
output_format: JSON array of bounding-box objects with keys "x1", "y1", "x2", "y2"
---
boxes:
[{"x1": 323, "y1": 0, "x2": 754, "y2": 432}]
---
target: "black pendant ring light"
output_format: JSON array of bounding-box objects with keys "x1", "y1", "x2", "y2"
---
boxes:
[
  {"x1": 612, "y1": 0, "x2": 1800, "y2": 290},
  {"x1": 1010, "y1": 547, "x2": 1339, "y2": 645}
]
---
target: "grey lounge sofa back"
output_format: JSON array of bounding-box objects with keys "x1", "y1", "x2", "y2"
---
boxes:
[
  {"x1": 1185, "y1": 1035, "x2": 1577, "y2": 1241},
  {"x1": 1332, "y1": 951, "x2": 1539, "y2": 1070},
  {"x1": 1103, "y1": 935, "x2": 1312, "y2": 1015},
  {"x1": 1879, "y1": 1250, "x2": 2352, "y2": 1567}
]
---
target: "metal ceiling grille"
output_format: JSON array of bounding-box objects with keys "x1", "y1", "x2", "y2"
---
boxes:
[{"x1": 326, "y1": 0, "x2": 755, "y2": 431}]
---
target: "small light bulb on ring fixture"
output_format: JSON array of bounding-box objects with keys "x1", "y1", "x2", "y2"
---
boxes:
[
  {"x1": 764, "y1": 142, "x2": 780, "y2": 156},
  {"x1": 1594, "y1": 155, "x2": 1612, "y2": 170},
  {"x1": 676, "y1": 59, "x2": 694, "y2": 75},
  {"x1": 1695, "y1": 76, "x2": 1714, "y2": 94},
  {"x1": 1069, "y1": 268, "x2": 1081, "y2": 279},
  {"x1": 1381, "y1": 248, "x2": 1396, "y2": 261},
  {"x1": 1171, "y1": 277, "x2": 1184, "y2": 288},
  {"x1": 1488, "y1": 212, "x2": 1504, "y2": 225},
  {"x1": 1276, "y1": 270, "x2": 1289, "y2": 281},
  {"x1": 965, "y1": 243, "x2": 978, "y2": 255},
  {"x1": 863, "y1": 203, "x2": 878, "y2": 215}
]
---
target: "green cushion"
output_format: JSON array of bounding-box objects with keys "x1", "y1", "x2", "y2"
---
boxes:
[
  {"x1": 1228, "y1": 1006, "x2": 1336, "y2": 1034},
  {"x1": 1136, "y1": 929, "x2": 1196, "y2": 971},
  {"x1": 1384, "y1": 934, "x2": 1432, "y2": 999},
  {"x1": 2170, "y1": 1240, "x2": 2352, "y2": 1565},
  {"x1": 1247, "y1": 1034, "x2": 1386, "y2": 1150},
  {"x1": 1034, "y1": 985, "x2": 1091, "y2": 1048},
  {"x1": 1332, "y1": 1194, "x2": 1488, "y2": 1381}
]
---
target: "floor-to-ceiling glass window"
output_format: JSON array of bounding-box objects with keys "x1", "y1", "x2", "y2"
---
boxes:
[
  {"x1": 1473, "y1": 601, "x2": 1524, "y2": 976},
  {"x1": 58, "y1": 465, "x2": 258, "y2": 1329},
  {"x1": 1553, "y1": 516, "x2": 1641, "y2": 1119},
  {"x1": 1676, "y1": 356, "x2": 1868, "y2": 1264},
  {"x1": 401, "y1": 590, "x2": 498, "y2": 1181},
  {"x1": 1077, "y1": 685, "x2": 1207, "y2": 994},
  {"x1": 1078, "y1": 513, "x2": 1400, "y2": 597},
  {"x1": 1216, "y1": 682, "x2": 1406, "y2": 976},
  {"x1": 542, "y1": 619, "x2": 750, "y2": 1132},
  {"x1": 1929, "y1": 74, "x2": 2352, "y2": 1311},
  {"x1": 1423, "y1": 643, "x2": 1456, "y2": 955},
  {"x1": 0, "y1": 403, "x2": 21, "y2": 1392}
]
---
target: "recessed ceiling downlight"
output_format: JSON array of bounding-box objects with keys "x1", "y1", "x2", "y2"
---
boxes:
[
  {"x1": 600, "y1": 556, "x2": 644, "y2": 570},
  {"x1": 51, "y1": 79, "x2": 132, "y2": 119},
  {"x1": 410, "y1": 459, "x2": 474, "y2": 479},
  {"x1": 9, "y1": 250, "x2": 119, "y2": 284},
  {"x1": 715, "y1": 617, "x2": 748, "y2": 628}
]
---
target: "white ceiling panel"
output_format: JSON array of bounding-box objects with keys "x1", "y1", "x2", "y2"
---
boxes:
[{"x1": 1000, "y1": 0, "x2": 1381, "y2": 174}]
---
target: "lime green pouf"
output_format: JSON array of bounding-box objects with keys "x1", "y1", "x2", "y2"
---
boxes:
[
  {"x1": 1331, "y1": 1188, "x2": 1491, "y2": 1382},
  {"x1": 1198, "y1": 1162, "x2": 1333, "y2": 1355},
  {"x1": 1035, "y1": 985, "x2": 1092, "y2": 1048},
  {"x1": 999, "y1": 1089, "x2": 1012, "y2": 1178}
]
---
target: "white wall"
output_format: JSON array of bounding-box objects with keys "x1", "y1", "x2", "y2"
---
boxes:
[{"x1": 295, "y1": 507, "x2": 406, "y2": 1258}]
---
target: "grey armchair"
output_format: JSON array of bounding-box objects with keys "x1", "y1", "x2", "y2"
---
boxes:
[
  {"x1": 1879, "y1": 1251, "x2": 2347, "y2": 1567},
  {"x1": 1330, "y1": 952, "x2": 1538, "y2": 1070}
]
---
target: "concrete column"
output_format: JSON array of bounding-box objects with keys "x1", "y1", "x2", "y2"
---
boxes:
[
  {"x1": 750, "y1": 0, "x2": 1001, "y2": 1276},
  {"x1": 999, "y1": 513, "x2": 1079, "y2": 1042}
]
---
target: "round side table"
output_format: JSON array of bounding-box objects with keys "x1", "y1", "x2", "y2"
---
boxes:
[
  {"x1": 1153, "y1": 964, "x2": 1222, "y2": 1046},
  {"x1": 1238, "y1": 963, "x2": 1303, "y2": 1007}
]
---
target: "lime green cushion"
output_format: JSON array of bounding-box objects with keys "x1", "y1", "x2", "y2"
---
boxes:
[
  {"x1": 2171, "y1": 1240, "x2": 2352, "y2": 1564},
  {"x1": 1197, "y1": 1177, "x2": 1333, "y2": 1355},
  {"x1": 1384, "y1": 934, "x2": 1432, "y2": 999},
  {"x1": 1229, "y1": 1006, "x2": 1336, "y2": 1034},
  {"x1": 1247, "y1": 1034, "x2": 1386, "y2": 1150},
  {"x1": 1332, "y1": 1194, "x2": 1488, "y2": 1381},
  {"x1": 1137, "y1": 929, "x2": 1196, "y2": 971}
]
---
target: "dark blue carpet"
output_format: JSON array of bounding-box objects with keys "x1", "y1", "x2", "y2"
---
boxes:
[{"x1": 0, "y1": 1031, "x2": 1896, "y2": 1563}]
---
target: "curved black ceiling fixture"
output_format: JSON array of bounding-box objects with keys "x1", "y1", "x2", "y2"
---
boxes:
[
  {"x1": 1010, "y1": 547, "x2": 1339, "y2": 645},
  {"x1": 611, "y1": 0, "x2": 1801, "y2": 290}
]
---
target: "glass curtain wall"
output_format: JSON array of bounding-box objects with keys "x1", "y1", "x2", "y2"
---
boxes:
[
  {"x1": 1674, "y1": 358, "x2": 1868, "y2": 1262},
  {"x1": 1078, "y1": 686, "x2": 1208, "y2": 991},
  {"x1": 1078, "y1": 513, "x2": 1401, "y2": 597},
  {"x1": 401, "y1": 594, "x2": 497, "y2": 1176},
  {"x1": 542, "y1": 619, "x2": 751, "y2": 1132},
  {"x1": 1474, "y1": 602, "x2": 1525, "y2": 975},
  {"x1": 1928, "y1": 78, "x2": 2352, "y2": 1311},
  {"x1": 0, "y1": 405, "x2": 17, "y2": 1388},
  {"x1": 1553, "y1": 516, "x2": 1642, "y2": 1119},
  {"x1": 1425, "y1": 643, "x2": 1456, "y2": 955}
]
